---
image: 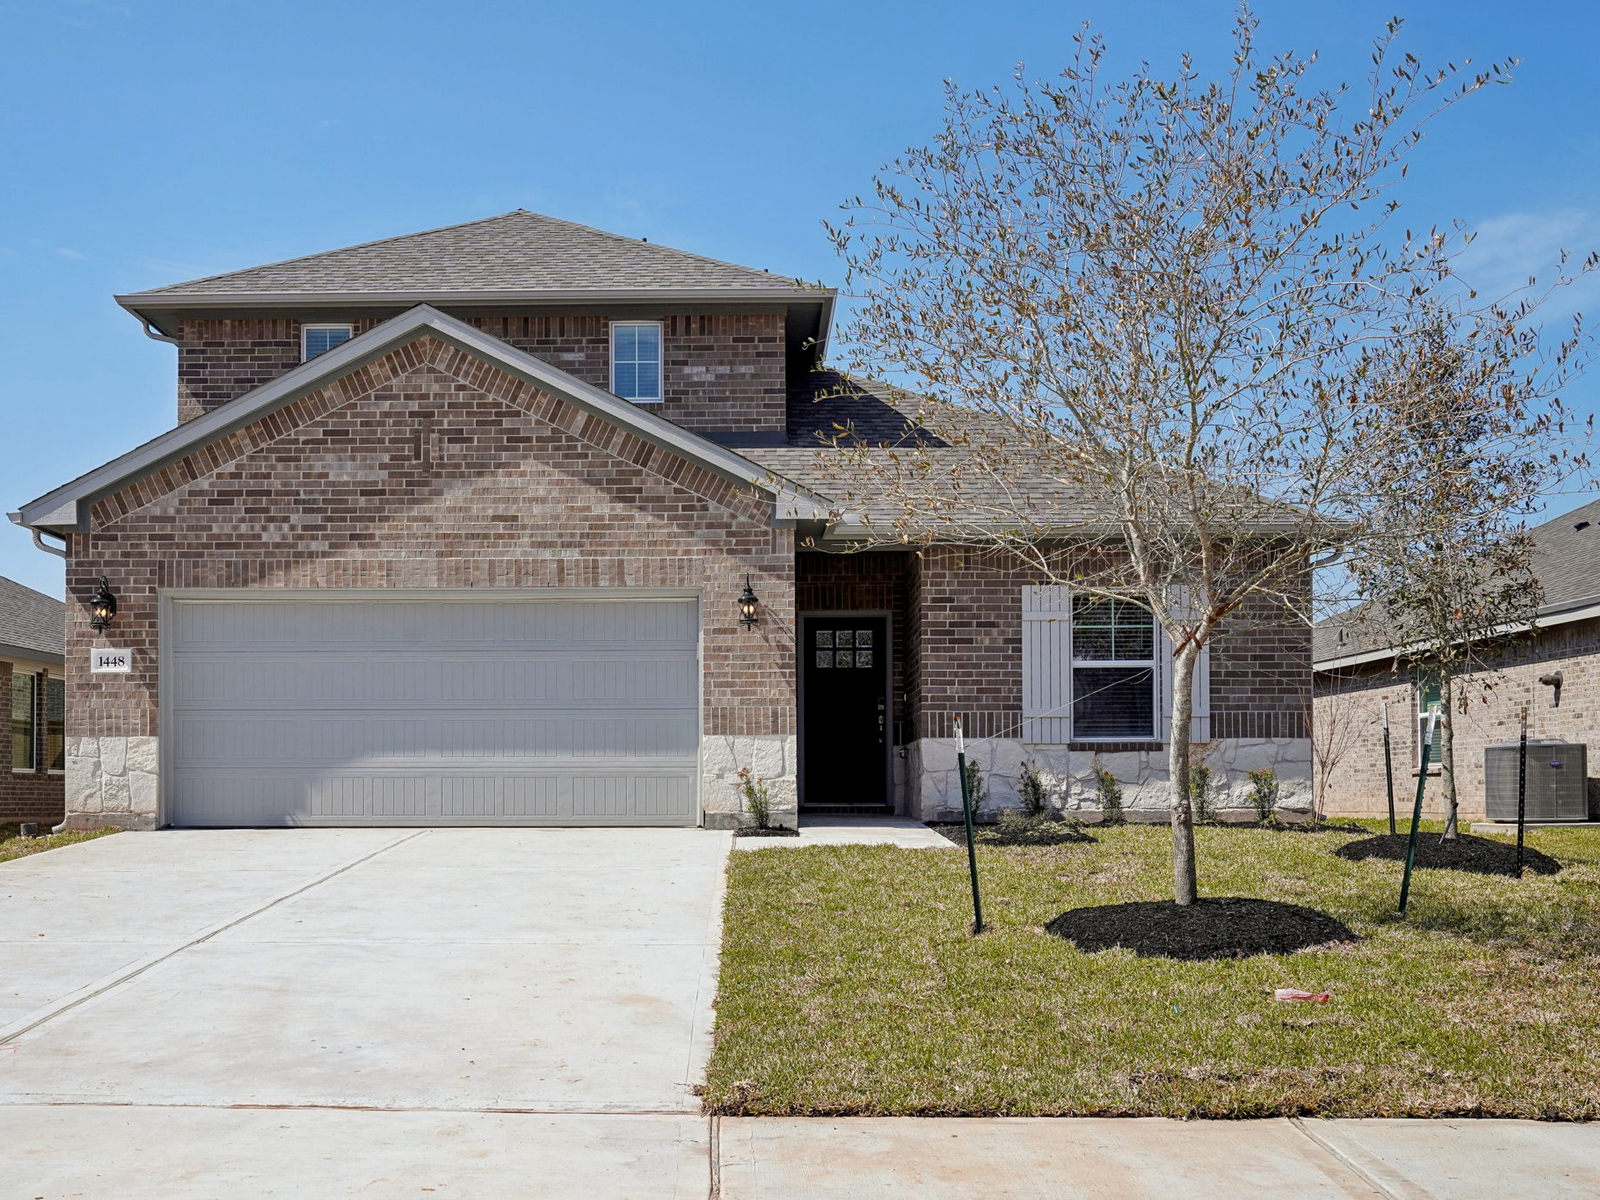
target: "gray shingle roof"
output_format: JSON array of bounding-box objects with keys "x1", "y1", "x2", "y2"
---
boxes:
[
  {"x1": 0, "y1": 575, "x2": 64, "y2": 663},
  {"x1": 1314, "y1": 494, "x2": 1600, "y2": 664},
  {"x1": 127, "y1": 210, "x2": 804, "y2": 298}
]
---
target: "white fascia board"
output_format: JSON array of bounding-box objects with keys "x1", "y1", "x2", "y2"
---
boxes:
[
  {"x1": 15, "y1": 304, "x2": 831, "y2": 532},
  {"x1": 1314, "y1": 595, "x2": 1600, "y2": 672}
]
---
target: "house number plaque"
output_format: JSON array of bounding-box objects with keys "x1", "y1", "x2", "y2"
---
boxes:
[{"x1": 90, "y1": 648, "x2": 132, "y2": 674}]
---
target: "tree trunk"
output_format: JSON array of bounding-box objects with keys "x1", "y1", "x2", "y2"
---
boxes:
[
  {"x1": 1168, "y1": 643, "x2": 1199, "y2": 906},
  {"x1": 1440, "y1": 671, "x2": 1459, "y2": 841}
]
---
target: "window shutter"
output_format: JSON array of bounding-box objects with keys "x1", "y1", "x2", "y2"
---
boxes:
[
  {"x1": 1022, "y1": 585, "x2": 1072, "y2": 744},
  {"x1": 1159, "y1": 590, "x2": 1212, "y2": 744}
]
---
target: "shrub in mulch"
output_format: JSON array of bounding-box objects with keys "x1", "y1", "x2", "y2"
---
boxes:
[
  {"x1": 1046, "y1": 897, "x2": 1359, "y2": 961},
  {"x1": 1334, "y1": 833, "x2": 1561, "y2": 877},
  {"x1": 733, "y1": 826, "x2": 801, "y2": 839},
  {"x1": 930, "y1": 813, "x2": 1098, "y2": 847}
]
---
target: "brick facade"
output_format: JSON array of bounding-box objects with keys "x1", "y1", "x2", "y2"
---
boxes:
[
  {"x1": 1315, "y1": 616, "x2": 1600, "y2": 820},
  {"x1": 66, "y1": 333, "x2": 795, "y2": 828},
  {"x1": 1, "y1": 660, "x2": 65, "y2": 826},
  {"x1": 176, "y1": 310, "x2": 787, "y2": 436}
]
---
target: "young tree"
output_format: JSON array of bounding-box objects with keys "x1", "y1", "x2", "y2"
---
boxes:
[
  {"x1": 1348, "y1": 317, "x2": 1584, "y2": 840},
  {"x1": 806, "y1": 12, "x2": 1588, "y2": 904}
]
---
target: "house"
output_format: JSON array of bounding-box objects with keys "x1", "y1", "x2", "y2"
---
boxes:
[
  {"x1": 1313, "y1": 497, "x2": 1600, "y2": 820},
  {"x1": 1, "y1": 574, "x2": 66, "y2": 826},
  {"x1": 10, "y1": 211, "x2": 1312, "y2": 831}
]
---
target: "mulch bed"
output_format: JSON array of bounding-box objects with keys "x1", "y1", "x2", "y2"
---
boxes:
[
  {"x1": 929, "y1": 821, "x2": 1097, "y2": 848},
  {"x1": 1045, "y1": 897, "x2": 1359, "y2": 960},
  {"x1": 1334, "y1": 833, "x2": 1561, "y2": 877},
  {"x1": 733, "y1": 827, "x2": 801, "y2": 838}
]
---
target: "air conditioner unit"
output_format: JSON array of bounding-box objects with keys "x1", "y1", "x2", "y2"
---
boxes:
[{"x1": 1483, "y1": 740, "x2": 1589, "y2": 821}]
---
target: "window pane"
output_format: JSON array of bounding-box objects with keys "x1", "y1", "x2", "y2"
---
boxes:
[
  {"x1": 11, "y1": 673, "x2": 35, "y2": 771},
  {"x1": 304, "y1": 327, "x2": 351, "y2": 359},
  {"x1": 855, "y1": 649, "x2": 874, "y2": 669},
  {"x1": 1074, "y1": 626, "x2": 1115, "y2": 659},
  {"x1": 1114, "y1": 624, "x2": 1154, "y2": 659},
  {"x1": 634, "y1": 324, "x2": 660, "y2": 358},
  {"x1": 1072, "y1": 666, "x2": 1155, "y2": 738},
  {"x1": 815, "y1": 630, "x2": 833, "y2": 648},
  {"x1": 1073, "y1": 593, "x2": 1153, "y2": 661},
  {"x1": 836, "y1": 650, "x2": 854, "y2": 668},
  {"x1": 46, "y1": 677, "x2": 64, "y2": 771},
  {"x1": 614, "y1": 325, "x2": 637, "y2": 358},
  {"x1": 815, "y1": 650, "x2": 833, "y2": 669}
]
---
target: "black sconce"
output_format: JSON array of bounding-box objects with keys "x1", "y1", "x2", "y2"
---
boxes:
[
  {"x1": 89, "y1": 577, "x2": 117, "y2": 633},
  {"x1": 738, "y1": 575, "x2": 760, "y2": 629}
]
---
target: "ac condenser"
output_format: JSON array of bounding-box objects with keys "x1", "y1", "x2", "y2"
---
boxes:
[{"x1": 1483, "y1": 740, "x2": 1589, "y2": 821}]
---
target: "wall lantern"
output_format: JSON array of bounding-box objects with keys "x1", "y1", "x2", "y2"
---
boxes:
[
  {"x1": 738, "y1": 575, "x2": 760, "y2": 629},
  {"x1": 89, "y1": 577, "x2": 117, "y2": 633}
]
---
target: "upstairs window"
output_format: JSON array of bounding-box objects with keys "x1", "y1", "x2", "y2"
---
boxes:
[
  {"x1": 1070, "y1": 596, "x2": 1157, "y2": 739},
  {"x1": 610, "y1": 321, "x2": 663, "y2": 403},
  {"x1": 11, "y1": 671, "x2": 35, "y2": 772},
  {"x1": 302, "y1": 324, "x2": 354, "y2": 361}
]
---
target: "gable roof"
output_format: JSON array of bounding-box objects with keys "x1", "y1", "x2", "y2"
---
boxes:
[
  {"x1": 117, "y1": 211, "x2": 833, "y2": 335},
  {"x1": 1314, "y1": 494, "x2": 1600, "y2": 669},
  {"x1": 0, "y1": 575, "x2": 64, "y2": 665},
  {"x1": 10, "y1": 305, "x2": 837, "y2": 537}
]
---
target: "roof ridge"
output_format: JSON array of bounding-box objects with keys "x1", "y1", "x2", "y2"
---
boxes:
[
  {"x1": 490, "y1": 209, "x2": 784, "y2": 282},
  {"x1": 131, "y1": 211, "x2": 523, "y2": 296},
  {"x1": 0, "y1": 574, "x2": 65, "y2": 606}
]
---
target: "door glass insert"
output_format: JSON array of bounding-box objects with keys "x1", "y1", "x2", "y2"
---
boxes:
[
  {"x1": 815, "y1": 650, "x2": 834, "y2": 668},
  {"x1": 855, "y1": 630, "x2": 874, "y2": 647},
  {"x1": 816, "y1": 630, "x2": 834, "y2": 648},
  {"x1": 856, "y1": 649, "x2": 874, "y2": 668},
  {"x1": 836, "y1": 650, "x2": 854, "y2": 668}
]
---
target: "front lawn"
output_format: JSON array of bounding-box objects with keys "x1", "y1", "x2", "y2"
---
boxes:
[
  {"x1": 0, "y1": 823, "x2": 118, "y2": 864},
  {"x1": 705, "y1": 821, "x2": 1600, "y2": 1118}
]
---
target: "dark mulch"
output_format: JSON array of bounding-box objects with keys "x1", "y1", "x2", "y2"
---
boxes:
[
  {"x1": 733, "y1": 826, "x2": 801, "y2": 838},
  {"x1": 1045, "y1": 897, "x2": 1359, "y2": 961},
  {"x1": 1334, "y1": 833, "x2": 1561, "y2": 877},
  {"x1": 929, "y1": 819, "x2": 1097, "y2": 848}
]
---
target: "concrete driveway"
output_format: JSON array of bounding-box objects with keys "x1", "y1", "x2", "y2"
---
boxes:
[{"x1": 1, "y1": 827, "x2": 728, "y2": 1196}]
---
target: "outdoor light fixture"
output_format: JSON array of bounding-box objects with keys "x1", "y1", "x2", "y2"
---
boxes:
[
  {"x1": 88, "y1": 577, "x2": 117, "y2": 633},
  {"x1": 738, "y1": 575, "x2": 760, "y2": 629}
]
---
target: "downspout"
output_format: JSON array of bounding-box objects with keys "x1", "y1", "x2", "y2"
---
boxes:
[{"x1": 137, "y1": 316, "x2": 182, "y2": 346}]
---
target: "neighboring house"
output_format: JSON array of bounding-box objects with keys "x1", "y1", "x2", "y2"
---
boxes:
[
  {"x1": 1314, "y1": 497, "x2": 1600, "y2": 820},
  {"x1": 0, "y1": 574, "x2": 65, "y2": 826},
  {"x1": 11, "y1": 210, "x2": 1311, "y2": 831}
]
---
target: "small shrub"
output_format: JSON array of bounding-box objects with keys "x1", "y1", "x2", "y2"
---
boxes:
[
  {"x1": 738, "y1": 766, "x2": 773, "y2": 829},
  {"x1": 961, "y1": 757, "x2": 987, "y2": 818},
  {"x1": 1092, "y1": 760, "x2": 1124, "y2": 825},
  {"x1": 992, "y1": 810, "x2": 1090, "y2": 846},
  {"x1": 1247, "y1": 767, "x2": 1280, "y2": 824},
  {"x1": 1189, "y1": 763, "x2": 1215, "y2": 824},
  {"x1": 1018, "y1": 759, "x2": 1050, "y2": 817}
]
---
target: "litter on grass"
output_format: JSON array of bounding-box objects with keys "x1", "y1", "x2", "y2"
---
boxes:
[{"x1": 1273, "y1": 988, "x2": 1330, "y2": 1003}]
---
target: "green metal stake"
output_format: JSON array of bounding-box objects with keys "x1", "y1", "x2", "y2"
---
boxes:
[
  {"x1": 1516, "y1": 713, "x2": 1528, "y2": 880},
  {"x1": 1398, "y1": 704, "x2": 1441, "y2": 915},
  {"x1": 1381, "y1": 702, "x2": 1397, "y2": 836},
  {"x1": 955, "y1": 716, "x2": 985, "y2": 935}
]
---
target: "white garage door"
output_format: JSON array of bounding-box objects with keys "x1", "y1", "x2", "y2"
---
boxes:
[{"x1": 165, "y1": 595, "x2": 700, "y2": 827}]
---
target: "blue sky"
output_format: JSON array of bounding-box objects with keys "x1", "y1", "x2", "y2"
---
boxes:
[{"x1": 2, "y1": 0, "x2": 1597, "y2": 597}]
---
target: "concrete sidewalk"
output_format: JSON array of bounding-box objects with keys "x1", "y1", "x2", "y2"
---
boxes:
[{"x1": 4, "y1": 1112, "x2": 1595, "y2": 1198}]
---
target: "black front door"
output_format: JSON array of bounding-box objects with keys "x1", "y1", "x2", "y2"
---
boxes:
[{"x1": 801, "y1": 615, "x2": 890, "y2": 810}]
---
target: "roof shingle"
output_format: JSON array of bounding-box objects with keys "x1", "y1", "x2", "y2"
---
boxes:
[{"x1": 0, "y1": 575, "x2": 64, "y2": 662}]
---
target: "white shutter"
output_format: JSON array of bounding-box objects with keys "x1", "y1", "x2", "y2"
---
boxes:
[
  {"x1": 1159, "y1": 589, "x2": 1211, "y2": 744},
  {"x1": 1022, "y1": 585, "x2": 1073, "y2": 744}
]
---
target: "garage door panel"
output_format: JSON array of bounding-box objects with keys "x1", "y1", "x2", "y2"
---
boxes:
[{"x1": 166, "y1": 597, "x2": 701, "y2": 827}]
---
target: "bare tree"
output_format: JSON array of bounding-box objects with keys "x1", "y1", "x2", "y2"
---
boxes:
[
  {"x1": 806, "y1": 11, "x2": 1588, "y2": 904},
  {"x1": 1305, "y1": 681, "x2": 1372, "y2": 821}
]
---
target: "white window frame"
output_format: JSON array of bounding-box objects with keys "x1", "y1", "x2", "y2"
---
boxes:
[
  {"x1": 1068, "y1": 595, "x2": 1159, "y2": 743},
  {"x1": 301, "y1": 323, "x2": 354, "y2": 362},
  {"x1": 11, "y1": 670, "x2": 37, "y2": 773},
  {"x1": 1021, "y1": 586, "x2": 1209, "y2": 746},
  {"x1": 609, "y1": 320, "x2": 664, "y2": 404}
]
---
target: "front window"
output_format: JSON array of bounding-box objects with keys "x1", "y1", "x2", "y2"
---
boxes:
[
  {"x1": 1416, "y1": 668, "x2": 1443, "y2": 769},
  {"x1": 11, "y1": 671, "x2": 36, "y2": 771},
  {"x1": 45, "y1": 677, "x2": 64, "y2": 772},
  {"x1": 1071, "y1": 596, "x2": 1156, "y2": 739},
  {"x1": 610, "y1": 322, "x2": 663, "y2": 402},
  {"x1": 302, "y1": 324, "x2": 354, "y2": 360}
]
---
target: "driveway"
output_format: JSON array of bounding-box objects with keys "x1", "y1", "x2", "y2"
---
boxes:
[{"x1": 1, "y1": 827, "x2": 728, "y2": 1197}]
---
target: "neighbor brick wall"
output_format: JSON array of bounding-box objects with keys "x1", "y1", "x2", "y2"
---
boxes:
[
  {"x1": 73, "y1": 334, "x2": 795, "y2": 759},
  {"x1": 796, "y1": 551, "x2": 915, "y2": 744},
  {"x1": 911, "y1": 546, "x2": 1310, "y2": 743},
  {"x1": 1315, "y1": 616, "x2": 1600, "y2": 819},
  {"x1": 0, "y1": 661, "x2": 65, "y2": 825},
  {"x1": 175, "y1": 310, "x2": 788, "y2": 435}
]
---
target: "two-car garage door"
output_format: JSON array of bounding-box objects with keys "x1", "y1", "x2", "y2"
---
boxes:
[{"x1": 165, "y1": 595, "x2": 700, "y2": 827}]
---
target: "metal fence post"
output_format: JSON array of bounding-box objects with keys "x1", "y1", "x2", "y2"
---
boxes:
[
  {"x1": 1516, "y1": 713, "x2": 1528, "y2": 880},
  {"x1": 1382, "y1": 701, "x2": 1396, "y2": 836},
  {"x1": 1399, "y1": 704, "x2": 1441, "y2": 916},
  {"x1": 955, "y1": 716, "x2": 985, "y2": 934}
]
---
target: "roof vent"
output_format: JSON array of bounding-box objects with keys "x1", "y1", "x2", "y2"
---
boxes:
[{"x1": 1577, "y1": 521, "x2": 1592, "y2": 531}]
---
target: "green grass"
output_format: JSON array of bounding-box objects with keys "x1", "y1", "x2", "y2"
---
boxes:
[
  {"x1": 0, "y1": 823, "x2": 118, "y2": 864},
  {"x1": 705, "y1": 819, "x2": 1600, "y2": 1118}
]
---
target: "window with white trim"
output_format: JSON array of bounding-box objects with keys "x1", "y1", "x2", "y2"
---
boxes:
[
  {"x1": 45, "y1": 676, "x2": 64, "y2": 772},
  {"x1": 11, "y1": 671, "x2": 36, "y2": 772},
  {"x1": 1416, "y1": 668, "x2": 1443, "y2": 770},
  {"x1": 610, "y1": 321, "x2": 663, "y2": 402},
  {"x1": 302, "y1": 324, "x2": 353, "y2": 360},
  {"x1": 1071, "y1": 596, "x2": 1157, "y2": 739}
]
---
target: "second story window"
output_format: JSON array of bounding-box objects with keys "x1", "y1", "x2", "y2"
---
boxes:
[
  {"x1": 302, "y1": 324, "x2": 354, "y2": 361},
  {"x1": 611, "y1": 321, "x2": 663, "y2": 403}
]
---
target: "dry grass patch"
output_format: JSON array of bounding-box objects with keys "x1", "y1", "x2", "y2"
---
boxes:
[
  {"x1": 706, "y1": 821, "x2": 1600, "y2": 1118},
  {"x1": 0, "y1": 823, "x2": 118, "y2": 864}
]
